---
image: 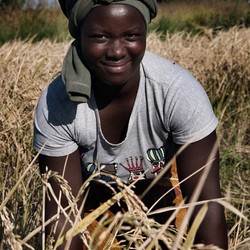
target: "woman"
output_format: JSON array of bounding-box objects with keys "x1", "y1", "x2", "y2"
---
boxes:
[{"x1": 34, "y1": 0, "x2": 228, "y2": 249}]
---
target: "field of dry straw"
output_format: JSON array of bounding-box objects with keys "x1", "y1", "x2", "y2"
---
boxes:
[{"x1": 0, "y1": 27, "x2": 249, "y2": 249}]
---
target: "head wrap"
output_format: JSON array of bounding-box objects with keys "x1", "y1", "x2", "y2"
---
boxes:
[
  {"x1": 59, "y1": 0, "x2": 157, "y2": 39},
  {"x1": 59, "y1": 0, "x2": 158, "y2": 103}
]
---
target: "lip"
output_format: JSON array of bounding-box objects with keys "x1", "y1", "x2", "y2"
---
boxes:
[{"x1": 102, "y1": 61, "x2": 130, "y2": 74}]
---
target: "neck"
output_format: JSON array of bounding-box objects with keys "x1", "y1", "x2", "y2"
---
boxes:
[{"x1": 92, "y1": 74, "x2": 140, "y2": 109}]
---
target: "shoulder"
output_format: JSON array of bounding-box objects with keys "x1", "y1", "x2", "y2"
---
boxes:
[
  {"x1": 35, "y1": 76, "x2": 77, "y2": 137},
  {"x1": 38, "y1": 75, "x2": 73, "y2": 107},
  {"x1": 141, "y1": 51, "x2": 205, "y2": 101},
  {"x1": 142, "y1": 50, "x2": 176, "y2": 69},
  {"x1": 36, "y1": 75, "x2": 78, "y2": 123},
  {"x1": 142, "y1": 51, "x2": 193, "y2": 86},
  {"x1": 34, "y1": 76, "x2": 80, "y2": 156},
  {"x1": 141, "y1": 52, "x2": 218, "y2": 144}
]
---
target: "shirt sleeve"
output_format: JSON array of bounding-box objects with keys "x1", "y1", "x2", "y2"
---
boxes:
[
  {"x1": 165, "y1": 67, "x2": 218, "y2": 145},
  {"x1": 33, "y1": 77, "x2": 78, "y2": 157}
]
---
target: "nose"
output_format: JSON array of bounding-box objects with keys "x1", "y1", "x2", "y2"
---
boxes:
[{"x1": 106, "y1": 39, "x2": 126, "y2": 60}]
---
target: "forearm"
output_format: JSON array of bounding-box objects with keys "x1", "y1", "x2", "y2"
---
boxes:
[
  {"x1": 175, "y1": 132, "x2": 228, "y2": 249},
  {"x1": 45, "y1": 211, "x2": 84, "y2": 250},
  {"x1": 39, "y1": 151, "x2": 84, "y2": 249},
  {"x1": 192, "y1": 202, "x2": 228, "y2": 249}
]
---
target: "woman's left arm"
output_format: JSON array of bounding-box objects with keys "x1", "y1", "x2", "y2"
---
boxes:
[{"x1": 175, "y1": 130, "x2": 228, "y2": 249}]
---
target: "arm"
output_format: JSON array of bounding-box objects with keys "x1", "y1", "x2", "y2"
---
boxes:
[
  {"x1": 39, "y1": 149, "x2": 84, "y2": 250},
  {"x1": 175, "y1": 131, "x2": 228, "y2": 249}
]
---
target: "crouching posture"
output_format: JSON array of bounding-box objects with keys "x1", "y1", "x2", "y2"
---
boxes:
[{"x1": 34, "y1": 0, "x2": 228, "y2": 249}]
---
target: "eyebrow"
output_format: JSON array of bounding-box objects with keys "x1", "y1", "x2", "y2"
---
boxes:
[{"x1": 86, "y1": 25, "x2": 146, "y2": 34}]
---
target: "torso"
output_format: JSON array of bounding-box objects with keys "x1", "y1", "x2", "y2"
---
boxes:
[
  {"x1": 97, "y1": 90, "x2": 137, "y2": 144},
  {"x1": 34, "y1": 51, "x2": 218, "y2": 183},
  {"x1": 93, "y1": 73, "x2": 140, "y2": 144}
]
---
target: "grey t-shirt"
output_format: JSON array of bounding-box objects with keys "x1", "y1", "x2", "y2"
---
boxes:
[{"x1": 34, "y1": 51, "x2": 218, "y2": 183}]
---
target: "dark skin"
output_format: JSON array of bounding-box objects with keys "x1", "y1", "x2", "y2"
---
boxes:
[
  {"x1": 80, "y1": 4, "x2": 146, "y2": 143},
  {"x1": 39, "y1": 4, "x2": 228, "y2": 250},
  {"x1": 175, "y1": 132, "x2": 228, "y2": 248}
]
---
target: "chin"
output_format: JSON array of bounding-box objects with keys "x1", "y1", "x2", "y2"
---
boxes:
[
  {"x1": 98, "y1": 74, "x2": 132, "y2": 86},
  {"x1": 103, "y1": 80, "x2": 128, "y2": 87}
]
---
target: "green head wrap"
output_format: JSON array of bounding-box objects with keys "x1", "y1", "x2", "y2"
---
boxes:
[
  {"x1": 59, "y1": 0, "x2": 158, "y2": 38},
  {"x1": 59, "y1": 0, "x2": 158, "y2": 103}
]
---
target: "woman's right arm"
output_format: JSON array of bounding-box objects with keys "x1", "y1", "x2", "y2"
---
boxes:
[{"x1": 39, "y1": 149, "x2": 85, "y2": 250}]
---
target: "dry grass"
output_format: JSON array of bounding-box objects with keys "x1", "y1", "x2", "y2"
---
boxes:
[
  {"x1": 146, "y1": 27, "x2": 249, "y2": 149},
  {"x1": 156, "y1": 0, "x2": 250, "y2": 19},
  {"x1": 0, "y1": 27, "x2": 249, "y2": 249}
]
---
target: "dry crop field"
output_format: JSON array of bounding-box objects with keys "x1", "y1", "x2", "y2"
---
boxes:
[{"x1": 0, "y1": 27, "x2": 249, "y2": 249}]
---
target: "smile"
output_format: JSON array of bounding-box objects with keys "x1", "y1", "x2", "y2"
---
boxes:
[{"x1": 102, "y1": 62, "x2": 130, "y2": 74}]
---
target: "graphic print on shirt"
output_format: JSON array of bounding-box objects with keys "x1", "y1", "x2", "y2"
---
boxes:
[
  {"x1": 99, "y1": 163, "x2": 118, "y2": 182},
  {"x1": 120, "y1": 156, "x2": 146, "y2": 182},
  {"x1": 80, "y1": 148, "x2": 96, "y2": 176},
  {"x1": 80, "y1": 147, "x2": 118, "y2": 181},
  {"x1": 83, "y1": 162, "x2": 97, "y2": 175},
  {"x1": 146, "y1": 146, "x2": 166, "y2": 176},
  {"x1": 80, "y1": 146, "x2": 167, "y2": 181},
  {"x1": 82, "y1": 161, "x2": 118, "y2": 182}
]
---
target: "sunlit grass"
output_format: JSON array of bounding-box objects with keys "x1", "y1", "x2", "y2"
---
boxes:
[
  {"x1": 1, "y1": 0, "x2": 250, "y2": 44},
  {"x1": 0, "y1": 27, "x2": 249, "y2": 248},
  {"x1": 149, "y1": 0, "x2": 250, "y2": 35}
]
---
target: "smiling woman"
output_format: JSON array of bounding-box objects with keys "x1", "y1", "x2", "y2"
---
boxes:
[
  {"x1": 80, "y1": 5, "x2": 147, "y2": 144},
  {"x1": 33, "y1": 0, "x2": 228, "y2": 249},
  {"x1": 80, "y1": 5, "x2": 146, "y2": 87}
]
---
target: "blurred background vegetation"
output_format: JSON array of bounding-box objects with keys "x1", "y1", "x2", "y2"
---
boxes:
[
  {"x1": 0, "y1": 0, "x2": 249, "y2": 248},
  {"x1": 0, "y1": 0, "x2": 250, "y2": 44}
]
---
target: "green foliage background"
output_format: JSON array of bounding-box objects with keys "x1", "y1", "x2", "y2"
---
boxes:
[{"x1": 0, "y1": 0, "x2": 250, "y2": 44}]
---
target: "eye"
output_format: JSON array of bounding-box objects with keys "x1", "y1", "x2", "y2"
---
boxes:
[
  {"x1": 125, "y1": 33, "x2": 142, "y2": 42},
  {"x1": 125, "y1": 33, "x2": 140, "y2": 41},
  {"x1": 90, "y1": 34, "x2": 109, "y2": 42}
]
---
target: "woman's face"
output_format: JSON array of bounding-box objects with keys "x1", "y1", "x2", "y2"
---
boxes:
[{"x1": 80, "y1": 4, "x2": 147, "y2": 87}]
